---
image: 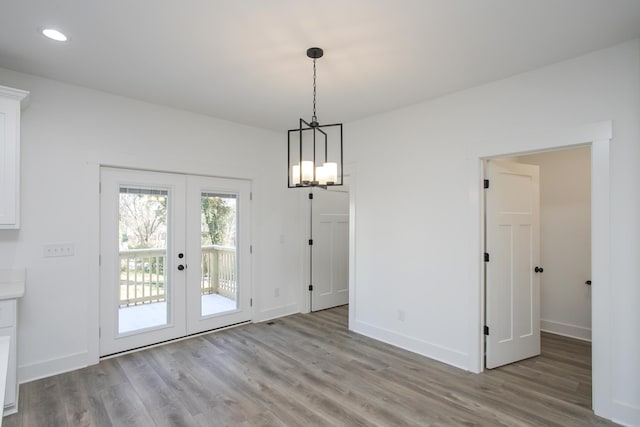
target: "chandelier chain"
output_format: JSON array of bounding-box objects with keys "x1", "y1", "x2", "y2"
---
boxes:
[{"x1": 312, "y1": 58, "x2": 317, "y2": 123}]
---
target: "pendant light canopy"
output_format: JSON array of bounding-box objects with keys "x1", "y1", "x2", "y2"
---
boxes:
[{"x1": 288, "y1": 47, "x2": 343, "y2": 188}]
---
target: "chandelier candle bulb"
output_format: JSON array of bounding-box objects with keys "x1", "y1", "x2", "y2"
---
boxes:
[
  {"x1": 301, "y1": 161, "x2": 314, "y2": 183},
  {"x1": 323, "y1": 162, "x2": 338, "y2": 185},
  {"x1": 316, "y1": 165, "x2": 328, "y2": 185},
  {"x1": 292, "y1": 161, "x2": 314, "y2": 185},
  {"x1": 292, "y1": 164, "x2": 300, "y2": 185}
]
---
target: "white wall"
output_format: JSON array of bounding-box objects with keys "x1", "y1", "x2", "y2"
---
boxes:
[
  {"x1": 1, "y1": 39, "x2": 638, "y2": 426},
  {"x1": 347, "y1": 40, "x2": 639, "y2": 425},
  {"x1": 516, "y1": 148, "x2": 592, "y2": 341},
  {"x1": 0, "y1": 67, "x2": 303, "y2": 381}
]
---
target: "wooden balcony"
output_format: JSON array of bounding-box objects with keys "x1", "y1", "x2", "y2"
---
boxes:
[{"x1": 119, "y1": 245, "x2": 237, "y2": 307}]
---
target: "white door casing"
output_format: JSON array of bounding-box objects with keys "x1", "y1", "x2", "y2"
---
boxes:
[
  {"x1": 311, "y1": 188, "x2": 349, "y2": 311},
  {"x1": 469, "y1": 123, "x2": 610, "y2": 418},
  {"x1": 485, "y1": 159, "x2": 541, "y2": 369}
]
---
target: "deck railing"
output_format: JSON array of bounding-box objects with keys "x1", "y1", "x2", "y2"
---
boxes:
[
  {"x1": 200, "y1": 245, "x2": 237, "y2": 299},
  {"x1": 119, "y1": 245, "x2": 236, "y2": 307}
]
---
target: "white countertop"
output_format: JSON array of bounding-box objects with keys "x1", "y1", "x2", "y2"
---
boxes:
[{"x1": 0, "y1": 269, "x2": 25, "y2": 300}]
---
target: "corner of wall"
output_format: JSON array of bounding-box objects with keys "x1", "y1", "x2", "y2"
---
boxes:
[{"x1": 254, "y1": 303, "x2": 299, "y2": 323}]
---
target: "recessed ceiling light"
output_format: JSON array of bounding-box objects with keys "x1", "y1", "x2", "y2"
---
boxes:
[{"x1": 40, "y1": 28, "x2": 68, "y2": 42}]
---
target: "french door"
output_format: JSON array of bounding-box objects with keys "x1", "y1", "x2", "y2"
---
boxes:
[{"x1": 99, "y1": 168, "x2": 251, "y2": 356}]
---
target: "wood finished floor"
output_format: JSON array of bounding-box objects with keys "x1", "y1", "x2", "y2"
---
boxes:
[{"x1": 4, "y1": 305, "x2": 617, "y2": 426}]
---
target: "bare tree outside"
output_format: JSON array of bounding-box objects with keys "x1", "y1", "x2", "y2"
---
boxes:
[
  {"x1": 118, "y1": 190, "x2": 168, "y2": 309},
  {"x1": 119, "y1": 193, "x2": 167, "y2": 249}
]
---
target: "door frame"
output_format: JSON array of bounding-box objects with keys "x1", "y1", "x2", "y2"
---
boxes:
[
  {"x1": 471, "y1": 121, "x2": 611, "y2": 416},
  {"x1": 302, "y1": 185, "x2": 351, "y2": 313},
  {"x1": 309, "y1": 187, "x2": 350, "y2": 312},
  {"x1": 301, "y1": 165, "x2": 356, "y2": 316},
  {"x1": 88, "y1": 165, "x2": 253, "y2": 361}
]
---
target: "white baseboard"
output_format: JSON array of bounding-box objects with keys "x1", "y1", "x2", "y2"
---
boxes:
[
  {"x1": 610, "y1": 399, "x2": 640, "y2": 427},
  {"x1": 255, "y1": 303, "x2": 299, "y2": 323},
  {"x1": 352, "y1": 319, "x2": 469, "y2": 370},
  {"x1": 540, "y1": 319, "x2": 591, "y2": 341},
  {"x1": 18, "y1": 351, "x2": 89, "y2": 384}
]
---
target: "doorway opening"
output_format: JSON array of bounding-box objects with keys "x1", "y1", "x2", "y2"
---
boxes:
[
  {"x1": 511, "y1": 147, "x2": 592, "y2": 341},
  {"x1": 483, "y1": 145, "x2": 593, "y2": 407},
  {"x1": 469, "y1": 120, "x2": 611, "y2": 414}
]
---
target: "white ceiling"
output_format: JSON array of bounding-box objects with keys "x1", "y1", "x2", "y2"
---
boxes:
[{"x1": 1, "y1": 0, "x2": 640, "y2": 131}]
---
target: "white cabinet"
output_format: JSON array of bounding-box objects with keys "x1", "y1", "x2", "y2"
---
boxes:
[
  {"x1": 0, "y1": 299, "x2": 18, "y2": 416},
  {"x1": 0, "y1": 86, "x2": 29, "y2": 229},
  {"x1": 0, "y1": 269, "x2": 25, "y2": 417}
]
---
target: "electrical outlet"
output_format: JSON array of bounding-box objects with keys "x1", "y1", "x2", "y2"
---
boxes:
[
  {"x1": 274, "y1": 288, "x2": 280, "y2": 298},
  {"x1": 397, "y1": 309, "x2": 405, "y2": 322},
  {"x1": 43, "y1": 243, "x2": 75, "y2": 257}
]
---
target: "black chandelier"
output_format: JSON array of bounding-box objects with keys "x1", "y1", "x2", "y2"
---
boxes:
[{"x1": 288, "y1": 47, "x2": 343, "y2": 188}]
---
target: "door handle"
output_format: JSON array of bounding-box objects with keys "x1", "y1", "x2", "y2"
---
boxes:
[
  {"x1": 585, "y1": 280, "x2": 591, "y2": 285},
  {"x1": 534, "y1": 266, "x2": 544, "y2": 273},
  {"x1": 177, "y1": 264, "x2": 185, "y2": 271}
]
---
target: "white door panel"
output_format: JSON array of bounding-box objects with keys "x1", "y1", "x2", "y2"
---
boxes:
[
  {"x1": 185, "y1": 175, "x2": 251, "y2": 335},
  {"x1": 486, "y1": 160, "x2": 540, "y2": 369},
  {"x1": 311, "y1": 188, "x2": 349, "y2": 311},
  {"x1": 100, "y1": 168, "x2": 187, "y2": 356}
]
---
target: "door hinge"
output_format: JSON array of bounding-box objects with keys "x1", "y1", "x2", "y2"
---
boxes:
[
  {"x1": 484, "y1": 252, "x2": 490, "y2": 262},
  {"x1": 308, "y1": 285, "x2": 313, "y2": 291},
  {"x1": 250, "y1": 298, "x2": 253, "y2": 307},
  {"x1": 98, "y1": 254, "x2": 101, "y2": 266},
  {"x1": 484, "y1": 325, "x2": 489, "y2": 336},
  {"x1": 250, "y1": 245, "x2": 253, "y2": 254},
  {"x1": 99, "y1": 182, "x2": 102, "y2": 193},
  {"x1": 99, "y1": 327, "x2": 101, "y2": 338},
  {"x1": 308, "y1": 193, "x2": 314, "y2": 200},
  {"x1": 250, "y1": 192, "x2": 253, "y2": 201},
  {"x1": 484, "y1": 179, "x2": 489, "y2": 189},
  {"x1": 308, "y1": 239, "x2": 313, "y2": 245}
]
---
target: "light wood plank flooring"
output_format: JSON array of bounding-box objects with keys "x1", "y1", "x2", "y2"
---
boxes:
[{"x1": 4, "y1": 306, "x2": 617, "y2": 426}]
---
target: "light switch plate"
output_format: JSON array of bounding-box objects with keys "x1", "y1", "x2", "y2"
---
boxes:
[{"x1": 43, "y1": 243, "x2": 75, "y2": 257}]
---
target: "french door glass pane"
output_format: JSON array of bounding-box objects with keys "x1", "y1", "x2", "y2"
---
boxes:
[
  {"x1": 200, "y1": 192, "x2": 238, "y2": 316},
  {"x1": 118, "y1": 187, "x2": 169, "y2": 334}
]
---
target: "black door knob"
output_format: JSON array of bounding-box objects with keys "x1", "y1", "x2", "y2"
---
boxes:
[
  {"x1": 177, "y1": 264, "x2": 185, "y2": 271},
  {"x1": 178, "y1": 253, "x2": 184, "y2": 259},
  {"x1": 534, "y1": 266, "x2": 544, "y2": 273}
]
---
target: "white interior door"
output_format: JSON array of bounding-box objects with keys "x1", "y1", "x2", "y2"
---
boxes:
[
  {"x1": 100, "y1": 168, "x2": 251, "y2": 356},
  {"x1": 311, "y1": 187, "x2": 349, "y2": 311},
  {"x1": 485, "y1": 159, "x2": 541, "y2": 369}
]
